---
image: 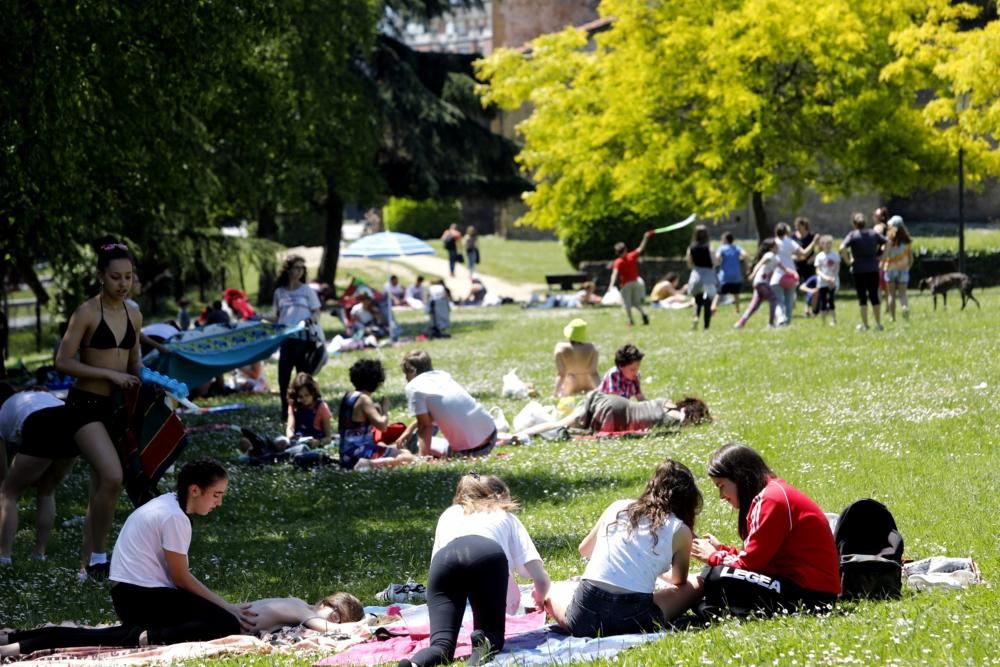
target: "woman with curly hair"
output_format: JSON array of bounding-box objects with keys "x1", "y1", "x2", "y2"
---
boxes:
[
  {"x1": 546, "y1": 459, "x2": 703, "y2": 636},
  {"x1": 273, "y1": 254, "x2": 322, "y2": 418}
]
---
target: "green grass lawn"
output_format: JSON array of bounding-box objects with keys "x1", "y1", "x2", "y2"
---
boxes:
[{"x1": 3, "y1": 284, "x2": 998, "y2": 665}]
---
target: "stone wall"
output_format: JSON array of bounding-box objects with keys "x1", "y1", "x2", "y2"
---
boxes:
[{"x1": 492, "y1": 0, "x2": 599, "y2": 50}]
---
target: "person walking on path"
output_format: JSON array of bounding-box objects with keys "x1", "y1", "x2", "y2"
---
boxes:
[
  {"x1": 441, "y1": 224, "x2": 463, "y2": 278},
  {"x1": 608, "y1": 231, "x2": 654, "y2": 327}
]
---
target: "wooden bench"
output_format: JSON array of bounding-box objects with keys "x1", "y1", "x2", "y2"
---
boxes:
[{"x1": 545, "y1": 272, "x2": 591, "y2": 290}]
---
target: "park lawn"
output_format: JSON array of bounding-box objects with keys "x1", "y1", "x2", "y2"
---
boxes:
[{"x1": 3, "y1": 285, "x2": 998, "y2": 665}]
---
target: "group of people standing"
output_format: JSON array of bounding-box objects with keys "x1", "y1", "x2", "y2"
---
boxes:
[{"x1": 607, "y1": 209, "x2": 915, "y2": 332}]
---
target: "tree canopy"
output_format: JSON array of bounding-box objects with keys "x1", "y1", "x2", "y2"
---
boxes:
[{"x1": 476, "y1": 0, "x2": 995, "y2": 240}]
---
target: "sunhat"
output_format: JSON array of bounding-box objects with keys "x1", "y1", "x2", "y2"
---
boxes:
[{"x1": 563, "y1": 318, "x2": 588, "y2": 342}]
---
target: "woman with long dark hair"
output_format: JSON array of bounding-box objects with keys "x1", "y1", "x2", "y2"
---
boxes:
[
  {"x1": 273, "y1": 254, "x2": 322, "y2": 418},
  {"x1": 55, "y1": 238, "x2": 142, "y2": 579},
  {"x1": 691, "y1": 443, "x2": 840, "y2": 616},
  {"x1": 547, "y1": 459, "x2": 703, "y2": 636}
]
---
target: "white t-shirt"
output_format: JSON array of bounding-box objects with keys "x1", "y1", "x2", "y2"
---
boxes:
[
  {"x1": 110, "y1": 492, "x2": 191, "y2": 589},
  {"x1": 350, "y1": 302, "x2": 375, "y2": 325},
  {"x1": 753, "y1": 252, "x2": 779, "y2": 286},
  {"x1": 405, "y1": 370, "x2": 495, "y2": 451},
  {"x1": 0, "y1": 391, "x2": 63, "y2": 445},
  {"x1": 770, "y1": 236, "x2": 801, "y2": 284},
  {"x1": 274, "y1": 284, "x2": 320, "y2": 327},
  {"x1": 406, "y1": 284, "x2": 427, "y2": 303},
  {"x1": 432, "y1": 504, "x2": 542, "y2": 613},
  {"x1": 384, "y1": 281, "x2": 405, "y2": 300},
  {"x1": 582, "y1": 499, "x2": 683, "y2": 594},
  {"x1": 814, "y1": 251, "x2": 841, "y2": 288}
]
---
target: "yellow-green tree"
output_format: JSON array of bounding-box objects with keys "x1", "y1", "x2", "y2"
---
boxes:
[
  {"x1": 477, "y1": 0, "x2": 958, "y2": 240},
  {"x1": 884, "y1": 1, "x2": 1000, "y2": 182}
]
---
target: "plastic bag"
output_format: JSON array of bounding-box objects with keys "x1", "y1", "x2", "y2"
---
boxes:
[
  {"x1": 512, "y1": 400, "x2": 554, "y2": 433},
  {"x1": 602, "y1": 286, "x2": 623, "y2": 306},
  {"x1": 502, "y1": 369, "x2": 530, "y2": 399},
  {"x1": 489, "y1": 407, "x2": 510, "y2": 433}
]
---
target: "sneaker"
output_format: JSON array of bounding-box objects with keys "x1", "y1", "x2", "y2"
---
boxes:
[
  {"x1": 376, "y1": 580, "x2": 427, "y2": 603},
  {"x1": 468, "y1": 630, "x2": 496, "y2": 667},
  {"x1": 855, "y1": 324, "x2": 869, "y2": 332}
]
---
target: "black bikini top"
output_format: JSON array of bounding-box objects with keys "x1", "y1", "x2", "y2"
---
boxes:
[{"x1": 84, "y1": 298, "x2": 136, "y2": 350}]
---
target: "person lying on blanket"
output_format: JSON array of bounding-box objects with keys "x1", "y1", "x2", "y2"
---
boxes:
[
  {"x1": 546, "y1": 459, "x2": 704, "y2": 636},
  {"x1": 0, "y1": 591, "x2": 368, "y2": 657},
  {"x1": 508, "y1": 391, "x2": 710, "y2": 441}
]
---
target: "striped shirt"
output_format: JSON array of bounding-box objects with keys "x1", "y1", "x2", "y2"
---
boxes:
[{"x1": 598, "y1": 367, "x2": 643, "y2": 401}]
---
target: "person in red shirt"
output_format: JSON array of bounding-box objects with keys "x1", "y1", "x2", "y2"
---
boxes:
[
  {"x1": 691, "y1": 443, "x2": 840, "y2": 617},
  {"x1": 608, "y1": 231, "x2": 654, "y2": 327}
]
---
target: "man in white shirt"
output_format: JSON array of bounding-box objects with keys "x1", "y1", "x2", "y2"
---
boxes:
[{"x1": 401, "y1": 350, "x2": 496, "y2": 457}]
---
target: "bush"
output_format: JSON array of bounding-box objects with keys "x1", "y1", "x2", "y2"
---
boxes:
[
  {"x1": 383, "y1": 197, "x2": 460, "y2": 239},
  {"x1": 562, "y1": 215, "x2": 691, "y2": 267}
]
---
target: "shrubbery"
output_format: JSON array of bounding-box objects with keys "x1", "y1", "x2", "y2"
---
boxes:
[
  {"x1": 562, "y1": 216, "x2": 692, "y2": 268},
  {"x1": 383, "y1": 197, "x2": 460, "y2": 239}
]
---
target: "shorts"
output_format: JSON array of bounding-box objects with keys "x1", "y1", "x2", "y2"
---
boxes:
[
  {"x1": 720, "y1": 282, "x2": 742, "y2": 295},
  {"x1": 18, "y1": 406, "x2": 79, "y2": 459},
  {"x1": 564, "y1": 579, "x2": 664, "y2": 637},
  {"x1": 853, "y1": 272, "x2": 880, "y2": 306},
  {"x1": 885, "y1": 269, "x2": 909, "y2": 285},
  {"x1": 64, "y1": 387, "x2": 115, "y2": 437}
]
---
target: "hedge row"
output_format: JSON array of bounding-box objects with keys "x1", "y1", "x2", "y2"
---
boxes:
[{"x1": 383, "y1": 197, "x2": 460, "y2": 239}]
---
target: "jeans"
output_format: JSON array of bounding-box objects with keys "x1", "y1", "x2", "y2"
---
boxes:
[
  {"x1": 773, "y1": 284, "x2": 797, "y2": 324},
  {"x1": 564, "y1": 579, "x2": 663, "y2": 637}
]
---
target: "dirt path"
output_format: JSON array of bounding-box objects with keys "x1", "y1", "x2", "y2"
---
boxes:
[{"x1": 285, "y1": 246, "x2": 546, "y2": 301}]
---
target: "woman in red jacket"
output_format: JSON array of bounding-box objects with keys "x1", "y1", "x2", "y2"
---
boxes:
[{"x1": 691, "y1": 443, "x2": 840, "y2": 616}]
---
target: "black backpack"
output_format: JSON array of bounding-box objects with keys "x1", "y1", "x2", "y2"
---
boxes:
[{"x1": 833, "y1": 499, "x2": 904, "y2": 600}]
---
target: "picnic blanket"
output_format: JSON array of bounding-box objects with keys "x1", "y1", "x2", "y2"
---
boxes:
[
  {"x1": 6, "y1": 627, "x2": 368, "y2": 667},
  {"x1": 149, "y1": 321, "x2": 303, "y2": 388},
  {"x1": 315, "y1": 609, "x2": 547, "y2": 666}
]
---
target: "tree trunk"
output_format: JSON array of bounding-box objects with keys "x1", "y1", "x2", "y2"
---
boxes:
[
  {"x1": 256, "y1": 202, "x2": 277, "y2": 306},
  {"x1": 14, "y1": 258, "x2": 50, "y2": 306},
  {"x1": 751, "y1": 190, "x2": 770, "y2": 241},
  {"x1": 318, "y1": 175, "x2": 343, "y2": 293}
]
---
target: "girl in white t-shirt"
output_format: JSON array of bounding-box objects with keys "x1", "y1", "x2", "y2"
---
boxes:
[
  {"x1": 735, "y1": 239, "x2": 795, "y2": 329},
  {"x1": 399, "y1": 474, "x2": 551, "y2": 667},
  {"x1": 546, "y1": 460, "x2": 703, "y2": 637},
  {"x1": 1, "y1": 459, "x2": 256, "y2": 657},
  {"x1": 813, "y1": 235, "x2": 841, "y2": 326},
  {"x1": 273, "y1": 254, "x2": 322, "y2": 419}
]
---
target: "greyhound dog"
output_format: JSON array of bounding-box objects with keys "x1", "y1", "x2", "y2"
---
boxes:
[{"x1": 918, "y1": 272, "x2": 980, "y2": 310}]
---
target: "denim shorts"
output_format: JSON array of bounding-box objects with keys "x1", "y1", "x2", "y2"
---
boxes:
[
  {"x1": 885, "y1": 269, "x2": 909, "y2": 284},
  {"x1": 563, "y1": 579, "x2": 664, "y2": 637}
]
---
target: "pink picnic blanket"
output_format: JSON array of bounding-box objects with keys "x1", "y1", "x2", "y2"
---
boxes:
[{"x1": 315, "y1": 611, "x2": 546, "y2": 666}]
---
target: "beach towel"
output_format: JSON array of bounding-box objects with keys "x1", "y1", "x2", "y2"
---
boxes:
[
  {"x1": 150, "y1": 321, "x2": 303, "y2": 388},
  {"x1": 114, "y1": 384, "x2": 188, "y2": 507},
  {"x1": 315, "y1": 610, "x2": 546, "y2": 666}
]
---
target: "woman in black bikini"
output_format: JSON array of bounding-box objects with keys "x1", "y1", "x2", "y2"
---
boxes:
[{"x1": 56, "y1": 238, "x2": 142, "y2": 579}]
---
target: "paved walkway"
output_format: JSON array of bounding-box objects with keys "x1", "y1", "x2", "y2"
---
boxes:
[{"x1": 286, "y1": 246, "x2": 546, "y2": 302}]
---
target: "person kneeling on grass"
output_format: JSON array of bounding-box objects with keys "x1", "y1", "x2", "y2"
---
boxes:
[
  {"x1": 546, "y1": 459, "x2": 703, "y2": 637},
  {"x1": 0, "y1": 459, "x2": 255, "y2": 657},
  {"x1": 690, "y1": 443, "x2": 841, "y2": 618},
  {"x1": 338, "y1": 358, "x2": 416, "y2": 471},
  {"x1": 510, "y1": 391, "x2": 710, "y2": 440},
  {"x1": 397, "y1": 474, "x2": 551, "y2": 667}
]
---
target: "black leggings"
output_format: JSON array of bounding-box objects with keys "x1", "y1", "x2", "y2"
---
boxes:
[
  {"x1": 408, "y1": 535, "x2": 509, "y2": 667},
  {"x1": 853, "y1": 272, "x2": 880, "y2": 306},
  {"x1": 7, "y1": 583, "x2": 239, "y2": 653},
  {"x1": 695, "y1": 295, "x2": 713, "y2": 329},
  {"x1": 7, "y1": 625, "x2": 144, "y2": 654},
  {"x1": 112, "y1": 581, "x2": 240, "y2": 645},
  {"x1": 278, "y1": 338, "x2": 311, "y2": 419},
  {"x1": 697, "y1": 565, "x2": 836, "y2": 618}
]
